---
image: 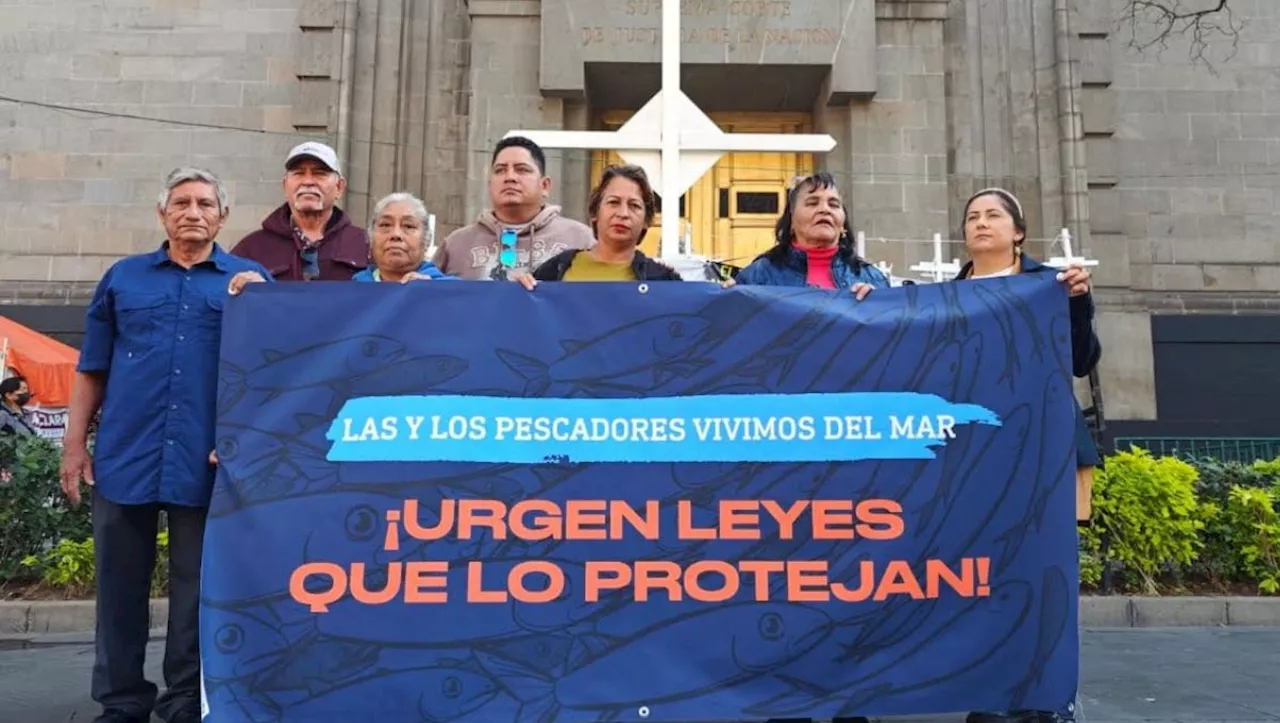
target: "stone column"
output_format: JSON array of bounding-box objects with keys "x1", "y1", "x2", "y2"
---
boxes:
[
  {"x1": 323, "y1": 0, "x2": 471, "y2": 237},
  {"x1": 836, "y1": 0, "x2": 949, "y2": 273},
  {"x1": 342, "y1": 0, "x2": 407, "y2": 224},
  {"x1": 421, "y1": 1, "x2": 473, "y2": 238},
  {"x1": 560, "y1": 100, "x2": 592, "y2": 225},
  {"x1": 943, "y1": 0, "x2": 1065, "y2": 260},
  {"x1": 465, "y1": 0, "x2": 566, "y2": 223},
  {"x1": 1074, "y1": 0, "x2": 1155, "y2": 421}
]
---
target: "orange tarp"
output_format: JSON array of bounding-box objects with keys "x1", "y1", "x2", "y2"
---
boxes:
[{"x1": 0, "y1": 316, "x2": 79, "y2": 408}]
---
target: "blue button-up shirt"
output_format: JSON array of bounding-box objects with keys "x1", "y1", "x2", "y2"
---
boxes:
[{"x1": 77, "y1": 242, "x2": 272, "y2": 507}]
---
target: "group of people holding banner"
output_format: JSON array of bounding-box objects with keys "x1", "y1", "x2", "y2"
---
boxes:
[
  {"x1": 56, "y1": 134, "x2": 1095, "y2": 723},
  {"x1": 227, "y1": 135, "x2": 1101, "y2": 531}
]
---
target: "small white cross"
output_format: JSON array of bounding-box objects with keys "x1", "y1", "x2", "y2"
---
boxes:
[
  {"x1": 1044, "y1": 228, "x2": 1100, "y2": 270},
  {"x1": 506, "y1": 0, "x2": 837, "y2": 259},
  {"x1": 908, "y1": 232, "x2": 961, "y2": 283},
  {"x1": 425, "y1": 213, "x2": 438, "y2": 258}
]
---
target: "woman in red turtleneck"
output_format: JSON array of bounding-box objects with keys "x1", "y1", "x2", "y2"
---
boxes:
[
  {"x1": 727, "y1": 172, "x2": 889, "y2": 297},
  {"x1": 721, "y1": 173, "x2": 884, "y2": 723}
]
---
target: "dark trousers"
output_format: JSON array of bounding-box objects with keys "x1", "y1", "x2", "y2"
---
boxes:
[{"x1": 91, "y1": 492, "x2": 207, "y2": 722}]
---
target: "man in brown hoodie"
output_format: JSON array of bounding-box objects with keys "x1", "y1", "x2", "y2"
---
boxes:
[
  {"x1": 232, "y1": 141, "x2": 370, "y2": 281},
  {"x1": 433, "y1": 136, "x2": 594, "y2": 280}
]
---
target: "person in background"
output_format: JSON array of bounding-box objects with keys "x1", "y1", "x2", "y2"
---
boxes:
[
  {"x1": 60, "y1": 167, "x2": 273, "y2": 723},
  {"x1": 726, "y1": 172, "x2": 888, "y2": 300},
  {"x1": 0, "y1": 376, "x2": 35, "y2": 437},
  {"x1": 955, "y1": 186, "x2": 1097, "y2": 723},
  {"x1": 232, "y1": 141, "x2": 369, "y2": 281},
  {"x1": 511, "y1": 164, "x2": 681, "y2": 289},
  {"x1": 433, "y1": 136, "x2": 594, "y2": 281}
]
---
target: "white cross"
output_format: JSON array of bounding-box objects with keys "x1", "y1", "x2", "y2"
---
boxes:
[
  {"x1": 425, "y1": 213, "x2": 438, "y2": 258},
  {"x1": 505, "y1": 0, "x2": 837, "y2": 259},
  {"x1": 909, "y1": 232, "x2": 962, "y2": 283},
  {"x1": 1045, "y1": 228, "x2": 1100, "y2": 270}
]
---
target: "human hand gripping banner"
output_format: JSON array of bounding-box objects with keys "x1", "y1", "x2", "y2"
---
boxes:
[{"x1": 201, "y1": 277, "x2": 1080, "y2": 722}]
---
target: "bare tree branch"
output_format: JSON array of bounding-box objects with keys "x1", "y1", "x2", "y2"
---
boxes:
[{"x1": 1120, "y1": 0, "x2": 1243, "y2": 71}]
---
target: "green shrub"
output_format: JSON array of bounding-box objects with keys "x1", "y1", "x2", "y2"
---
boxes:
[
  {"x1": 1222, "y1": 485, "x2": 1280, "y2": 595},
  {"x1": 0, "y1": 435, "x2": 92, "y2": 582},
  {"x1": 1185, "y1": 457, "x2": 1280, "y2": 590},
  {"x1": 1078, "y1": 526, "x2": 1104, "y2": 589},
  {"x1": 21, "y1": 538, "x2": 95, "y2": 598},
  {"x1": 152, "y1": 529, "x2": 170, "y2": 597},
  {"x1": 1193, "y1": 457, "x2": 1280, "y2": 505},
  {"x1": 1, "y1": 433, "x2": 171, "y2": 598},
  {"x1": 1091, "y1": 448, "x2": 1214, "y2": 594},
  {"x1": 21, "y1": 529, "x2": 170, "y2": 599},
  {"x1": 1252, "y1": 458, "x2": 1280, "y2": 480}
]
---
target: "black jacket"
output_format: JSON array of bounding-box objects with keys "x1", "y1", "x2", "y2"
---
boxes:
[{"x1": 531, "y1": 249, "x2": 684, "y2": 282}]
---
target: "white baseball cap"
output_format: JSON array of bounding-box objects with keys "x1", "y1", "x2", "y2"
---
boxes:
[{"x1": 285, "y1": 141, "x2": 341, "y2": 175}]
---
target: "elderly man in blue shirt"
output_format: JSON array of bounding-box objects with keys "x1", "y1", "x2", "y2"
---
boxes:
[{"x1": 59, "y1": 167, "x2": 271, "y2": 723}]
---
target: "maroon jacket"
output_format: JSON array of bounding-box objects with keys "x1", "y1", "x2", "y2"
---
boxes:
[{"x1": 232, "y1": 203, "x2": 370, "y2": 281}]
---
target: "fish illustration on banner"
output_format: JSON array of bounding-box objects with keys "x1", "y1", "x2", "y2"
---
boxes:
[{"x1": 203, "y1": 279, "x2": 1080, "y2": 722}]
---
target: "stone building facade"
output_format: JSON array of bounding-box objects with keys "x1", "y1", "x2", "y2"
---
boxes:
[{"x1": 1, "y1": 0, "x2": 1278, "y2": 439}]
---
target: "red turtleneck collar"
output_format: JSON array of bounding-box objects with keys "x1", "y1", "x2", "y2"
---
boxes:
[{"x1": 795, "y1": 243, "x2": 837, "y2": 289}]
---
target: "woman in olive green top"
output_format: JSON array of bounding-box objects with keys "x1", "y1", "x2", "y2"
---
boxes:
[{"x1": 511, "y1": 164, "x2": 683, "y2": 289}]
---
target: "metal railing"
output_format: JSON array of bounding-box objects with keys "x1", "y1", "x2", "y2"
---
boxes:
[{"x1": 1113, "y1": 437, "x2": 1280, "y2": 463}]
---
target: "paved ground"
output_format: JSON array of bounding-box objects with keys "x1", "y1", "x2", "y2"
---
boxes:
[{"x1": 0, "y1": 628, "x2": 1276, "y2": 722}]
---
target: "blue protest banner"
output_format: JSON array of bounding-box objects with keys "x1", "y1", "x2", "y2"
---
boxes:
[{"x1": 201, "y1": 278, "x2": 1080, "y2": 723}]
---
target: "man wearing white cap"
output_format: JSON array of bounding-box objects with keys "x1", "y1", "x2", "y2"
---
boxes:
[{"x1": 231, "y1": 141, "x2": 370, "y2": 281}]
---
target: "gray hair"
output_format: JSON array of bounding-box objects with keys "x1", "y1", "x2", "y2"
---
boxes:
[
  {"x1": 368, "y1": 192, "x2": 429, "y2": 236},
  {"x1": 157, "y1": 167, "x2": 229, "y2": 213}
]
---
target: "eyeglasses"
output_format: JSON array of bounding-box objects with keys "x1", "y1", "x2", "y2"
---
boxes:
[{"x1": 300, "y1": 246, "x2": 320, "y2": 281}]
